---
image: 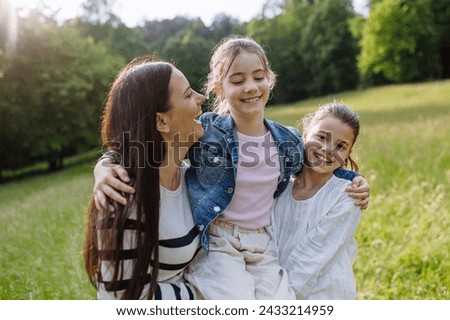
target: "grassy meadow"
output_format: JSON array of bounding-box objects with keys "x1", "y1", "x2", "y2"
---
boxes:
[{"x1": 1, "y1": 80, "x2": 449, "y2": 299}]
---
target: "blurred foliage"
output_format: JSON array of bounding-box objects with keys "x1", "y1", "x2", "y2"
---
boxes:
[
  {"x1": 299, "y1": 0, "x2": 358, "y2": 96},
  {"x1": 359, "y1": 0, "x2": 442, "y2": 84},
  {"x1": 0, "y1": 9, "x2": 124, "y2": 177},
  {"x1": 0, "y1": 0, "x2": 448, "y2": 177}
]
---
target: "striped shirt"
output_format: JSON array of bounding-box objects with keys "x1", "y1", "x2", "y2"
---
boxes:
[{"x1": 97, "y1": 164, "x2": 201, "y2": 299}]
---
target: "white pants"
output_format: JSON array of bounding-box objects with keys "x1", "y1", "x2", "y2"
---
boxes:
[{"x1": 185, "y1": 219, "x2": 295, "y2": 300}]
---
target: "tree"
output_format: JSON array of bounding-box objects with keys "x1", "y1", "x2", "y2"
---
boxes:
[
  {"x1": 81, "y1": 0, "x2": 117, "y2": 25},
  {"x1": 300, "y1": 0, "x2": 359, "y2": 96},
  {"x1": 209, "y1": 14, "x2": 245, "y2": 42},
  {"x1": 162, "y1": 23, "x2": 213, "y2": 92},
  {"x1": 138, "y1": 16, "x2": 197, "y2": 50},
  {"x1": 359, "y1": 0, "x2": 441, "y2": 84},
  {"x1": 0, "y1": 19, "x2": 124, "y2": 176},
  {"x1": 248, "y1": 2, "x2": 311, "y2": 103},
  {"x1": 430, "y1": 0, "x2": 450, "y2": 78},
  {"x1": 74, "y1": 0, "x2": 151, "y2": 62},
  {"x1": 74, "y1": 17, "x2": 151, "y2": 62},
  {"x1": 248, "y1": 0, "x2": 359, "y2": 102},
  {"x1": 110, "y1": 23, "x2": 152, "y2": 62}
]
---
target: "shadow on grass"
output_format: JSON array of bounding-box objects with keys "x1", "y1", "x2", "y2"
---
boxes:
[{"x1": 0, "y1": 149, "x2": 101, "y2": 184}]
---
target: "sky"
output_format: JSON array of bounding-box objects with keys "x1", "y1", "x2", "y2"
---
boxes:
[{"x1": 10, "y1": 0, "x2": 369, "y2": 27}]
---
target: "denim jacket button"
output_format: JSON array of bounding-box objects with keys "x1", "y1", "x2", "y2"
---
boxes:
[
  {"x1": 198, "y1": 224, "x2": 205, "y2": 231},
  {"x1": 213, "y1": 206, "x2": 221, "y2": 212},
  {"x1": 227, "y1": 187, "x2": 233, "y2": 193},
  {"x1": 282, "y1": 178, "x2": 287, "y2": 182},
  {"x1": 213, "y1": 157, "x2": 220, "y2": 163}
]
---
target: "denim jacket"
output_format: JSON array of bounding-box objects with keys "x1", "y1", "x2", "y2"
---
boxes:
[{"x1": 185, "y1": 112, "x2": 304, "y2": 250}]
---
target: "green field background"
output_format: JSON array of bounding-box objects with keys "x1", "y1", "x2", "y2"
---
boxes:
[{"x1": 1, "y1": 80, "x2": 449, "y2": 299}]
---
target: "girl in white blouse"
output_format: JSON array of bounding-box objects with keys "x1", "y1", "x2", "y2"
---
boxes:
[{"x1": 272, "y1": 102, "x2": 363, "y2": 299}]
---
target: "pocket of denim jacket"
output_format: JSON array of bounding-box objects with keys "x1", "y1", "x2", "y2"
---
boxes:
[{"x1": 197, "y1": 144, "x2": 231, "y2": 184}]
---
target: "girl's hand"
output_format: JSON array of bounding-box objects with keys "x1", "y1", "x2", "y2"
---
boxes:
[
  {"x1": 93, "y1": 159, "x2": 135, "y2": 211},
  {"x1": 346, "y1": 176, "x2": 370, "y2": 210}
]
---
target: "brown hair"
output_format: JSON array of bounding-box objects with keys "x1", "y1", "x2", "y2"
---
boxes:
[
  {"x1": 205, "y1": 35, "x2": 276, "y2": 114},
  {"x1": 301, "y1": 102, "x2": 360, "y2": 171},
  {"x1": 84, "y1": 56, "x2": 173, "y2": 299}
]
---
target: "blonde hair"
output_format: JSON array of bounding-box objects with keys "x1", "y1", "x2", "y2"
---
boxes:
[
  {"x1": 205, "y1": 35, "x2": 276, "y2": 114},
  {"x1": 301, "y1": 102, "x2": 361, "y2": 172}
]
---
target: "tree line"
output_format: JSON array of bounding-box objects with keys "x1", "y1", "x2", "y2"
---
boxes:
[{"x1": 0, "y1": 0, "x2": 449, "y2": 179}]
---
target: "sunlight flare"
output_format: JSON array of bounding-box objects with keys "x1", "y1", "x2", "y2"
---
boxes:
[{"x1": 1, "y1": 0, "x2": 18, "y2": 53}]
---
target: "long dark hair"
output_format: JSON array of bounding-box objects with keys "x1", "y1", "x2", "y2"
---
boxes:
[{"x1": 84, "y1": 56, "x2": 173, "y2": 299}]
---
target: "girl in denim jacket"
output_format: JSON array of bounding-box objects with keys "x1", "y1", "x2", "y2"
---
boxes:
[
  {"x1": 183, "y1": 36, "x2": 367, "y2": 299},
  {"x1": 93, "y1": 37, "x2": 370, "y2": 300}
]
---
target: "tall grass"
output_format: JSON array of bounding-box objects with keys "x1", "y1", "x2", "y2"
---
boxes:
[
  {"x1": 0, "y1": 164, "x2": 96, "y2": 299},
  {"x1": 0, "y1": 80, "x2": 449, "y2": 299}
]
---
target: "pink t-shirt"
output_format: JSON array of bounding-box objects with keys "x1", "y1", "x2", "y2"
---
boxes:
[{"x1": 221, "y1": 130, "x2": 280, "y2": 229}]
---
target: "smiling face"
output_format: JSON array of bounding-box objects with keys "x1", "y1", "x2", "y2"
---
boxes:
[
  {"x1": 219, "y1": 51, "x2": 270, "y2": 121},
  {"x1": 163, "y1": 67, "x2": 205, "y2": 145},
  {"x1": 303, "y1": 115, "x2": 356, "y2": 174}
]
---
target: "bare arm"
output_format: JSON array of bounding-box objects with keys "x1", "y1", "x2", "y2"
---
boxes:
[
  {"x1": 93, "y1": 159, "x2": 135, "y2": 211},
  {"x1": 346, "y1": 176, "x2": 370, "y2": 210}
]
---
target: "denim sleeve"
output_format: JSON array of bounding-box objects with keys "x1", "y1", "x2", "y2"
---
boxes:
[{"x1": 333, "y1": 167, "x2": 360, "y2": 181}]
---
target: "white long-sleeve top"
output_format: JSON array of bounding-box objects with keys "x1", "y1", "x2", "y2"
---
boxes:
[{"x1": 271, "y1": 175, "x2": 362, "y2": 300}]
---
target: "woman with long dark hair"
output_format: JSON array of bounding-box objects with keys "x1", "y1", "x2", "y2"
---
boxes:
[{"x1": 83, "y1": 56, "x2": 205, "y2": 299}]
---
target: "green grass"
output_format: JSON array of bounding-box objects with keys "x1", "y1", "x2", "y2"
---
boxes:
[
  {"x1": 1, "y1": 80, "x2": 449, "y2": 299},
  {"x1": 0, "y1": 164, "x2": 97, "y2": 299}
]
